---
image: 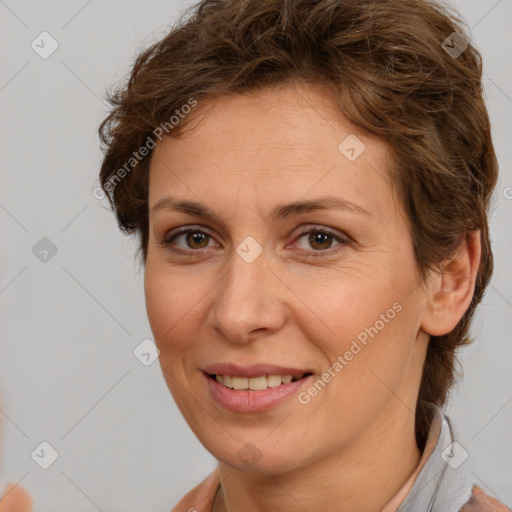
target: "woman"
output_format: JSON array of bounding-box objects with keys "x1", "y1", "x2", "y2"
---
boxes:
[{"x1": 98, "y1": 0, "x2": 510, "y2": 511}]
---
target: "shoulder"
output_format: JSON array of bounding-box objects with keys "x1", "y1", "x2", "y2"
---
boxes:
[
  {"x1": 171, "y1": 470, "x2": 220, "y2": 512},
  {"x1": 460, "y1": 485, "x2": 511, "y2": 512}
]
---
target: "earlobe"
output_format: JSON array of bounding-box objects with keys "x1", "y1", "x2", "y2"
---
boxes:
[{"x1": 420, "y1": 230, "x2": 481, "y2": 337}]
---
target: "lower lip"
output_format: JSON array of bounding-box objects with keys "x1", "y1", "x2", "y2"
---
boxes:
[{"x1": 203, "y1": 372, "x2": 314, "y2": 413}]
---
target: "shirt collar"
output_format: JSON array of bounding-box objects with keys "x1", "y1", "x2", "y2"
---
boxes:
[{"x1": 392, "y1": 402, "x2": 474, "y2": 512}]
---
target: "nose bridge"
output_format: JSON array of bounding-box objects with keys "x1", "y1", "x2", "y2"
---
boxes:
[{"x1": 210, "y1": 241, "x2": 283, "y2": 343}]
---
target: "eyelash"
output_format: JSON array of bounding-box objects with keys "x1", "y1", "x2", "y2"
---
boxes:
[{"x1": 160, "y1": 225, "x2": 350, "y2": 259}]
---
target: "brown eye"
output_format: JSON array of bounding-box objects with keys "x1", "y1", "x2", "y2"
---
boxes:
[
  {"x1": 307, "y1": 231, "x2": 335, "y2": 250},
  {"x1": 162, "y1": 228, "x2": 217, "y2": 255},
  {"x1": 293, "y1": 226, "x2": 350, "y2": 258},
  {"x1": 184, "y1": 231, "x2": 210, "y2": 249}
]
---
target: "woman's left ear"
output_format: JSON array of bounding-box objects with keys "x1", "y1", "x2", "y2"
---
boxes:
[{"x1": 420, "y1": 229, "x2": 481, "y2": 337}]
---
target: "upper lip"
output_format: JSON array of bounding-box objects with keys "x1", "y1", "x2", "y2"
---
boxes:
[{"x1": 202, "y1": 363, "x2": 313, "y2": 378}]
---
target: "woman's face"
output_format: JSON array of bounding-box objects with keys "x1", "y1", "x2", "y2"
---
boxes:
[{"x1": 144, "y1": 82, "x2": 432, "y2": 473}]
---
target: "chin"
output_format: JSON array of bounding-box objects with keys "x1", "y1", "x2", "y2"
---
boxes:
[{"x1": 202, "y1": 432, "x2": 313, "y2": 475}]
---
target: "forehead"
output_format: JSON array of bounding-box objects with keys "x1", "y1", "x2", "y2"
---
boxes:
[
  {"x1": 154, "y1": 82, "x2": 386, "y2": 160},
  {"x1": 148, "y1": 83, "x2": 393, "y2": 221}
]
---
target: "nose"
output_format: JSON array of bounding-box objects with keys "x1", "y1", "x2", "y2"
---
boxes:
[{"x1": 208, "y1": 244, "x2": 286, "y2": 345}]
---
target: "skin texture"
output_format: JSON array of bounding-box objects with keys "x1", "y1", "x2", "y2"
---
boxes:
[
  {"x1": 144, "y1": 82, "x2": 481, "y2": 512},
  {"x1": 0, "y1": 483, "x2": 32, "y2": 512},
  {"x1": 461, "y1": 486, "x2": 512, "y2": 512}
]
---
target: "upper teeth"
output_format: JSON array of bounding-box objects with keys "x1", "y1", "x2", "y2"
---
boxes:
[{"x1": 215, "y1": 374, "x2": 304, "y2": 390}]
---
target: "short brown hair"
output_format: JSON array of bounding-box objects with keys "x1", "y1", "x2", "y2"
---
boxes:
[{"x1": 98, "y1": 0, "x2": 498, "y2": 449}]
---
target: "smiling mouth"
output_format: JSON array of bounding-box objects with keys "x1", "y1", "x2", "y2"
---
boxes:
[{"x1": 207, "y1": 373, "x2": 313, "y2": 391}]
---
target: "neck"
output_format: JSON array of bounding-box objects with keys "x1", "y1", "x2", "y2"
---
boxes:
[{"x1": 214, "y1": 403, "x2": 422, "y2": 512}]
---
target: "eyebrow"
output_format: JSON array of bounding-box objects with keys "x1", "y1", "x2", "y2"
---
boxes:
[{"x1": 149, "y1": 195, "x2": 374, "y2": 223}]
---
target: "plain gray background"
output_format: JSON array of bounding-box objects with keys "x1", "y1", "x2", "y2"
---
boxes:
[{"x1": 0, "y1": 1, "x2": 511, "y2": 510}]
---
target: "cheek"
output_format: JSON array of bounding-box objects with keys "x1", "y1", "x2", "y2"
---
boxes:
[
  {"x1": 299, "y1": 272, "x2": 415, "y2": 390},
  {"x1": 144, "y1": 267, "x2": 200, "y2": 352},
  {"x1": 298, "y1": 274, "x2": 397, "y2": 342}
]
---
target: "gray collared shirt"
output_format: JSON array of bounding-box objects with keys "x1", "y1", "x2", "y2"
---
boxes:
[{"x1": 397, "y1": 403, "x2": 475, "y2": 512}]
